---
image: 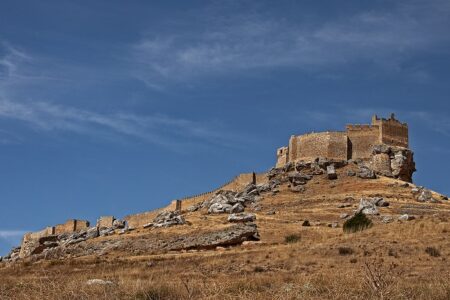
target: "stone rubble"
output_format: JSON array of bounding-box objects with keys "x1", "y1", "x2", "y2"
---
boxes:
[{"x1": 143, "y1": 211, "x2": 186, "y2": 228}]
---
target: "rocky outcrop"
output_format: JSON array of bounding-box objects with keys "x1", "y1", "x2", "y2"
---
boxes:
[
  {"x1": 228, "y1": 213, "x2": 256, "y2": 223},
  {"x1": 24, "y1": 223, "x2": 260, "y2": 261},
  {"x1": 372, "y1": 145, "x2": 415, "y2": 182},
  {"x1": 204, "y1": 183, "x2": 268, "y2": 214},
  {"x1": 167, "y1": 224, "x2": 260, "y2": 251}
]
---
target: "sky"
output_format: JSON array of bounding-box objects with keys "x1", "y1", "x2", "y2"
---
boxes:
[{"x1": 0, "y1": 0, "x2": 449, "y2": 255}]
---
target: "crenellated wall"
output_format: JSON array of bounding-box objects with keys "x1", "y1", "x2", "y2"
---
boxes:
[{"x1": 276, "y1": 114, "x2": 410, "y2": 165}]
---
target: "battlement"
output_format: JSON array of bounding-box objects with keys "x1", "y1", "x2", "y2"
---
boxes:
[
  {"x1": 278, "y1": 113, "x2": 409, "y2": 163},
  {"x1": 346, "y1": 124, "x2": 379, "y2": 131}
]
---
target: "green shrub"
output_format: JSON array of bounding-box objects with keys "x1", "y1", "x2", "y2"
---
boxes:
[
  {"x1": 284, "y1": 234, "x2": 301, "y2": 244},
  {"x1": 343, "y1": 212, "x2": 373, "y2": 233},
  {"x1": 425, "y1": 247, "x2": 441, "y2": 257}
]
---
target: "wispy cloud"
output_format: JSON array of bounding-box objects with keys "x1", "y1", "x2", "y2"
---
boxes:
[
  {"x1": 131, "y1": 0, "x2": 450, "y2": 87},
  {"x1": 0, "y1": 97, "x2": 239, "y2": 148},
  {"x1": 0, "y1": 43, "x2": 245, "y2": 149},
  {"x1": 0, "y1": 230, "x2": 26, "y2": 239}
]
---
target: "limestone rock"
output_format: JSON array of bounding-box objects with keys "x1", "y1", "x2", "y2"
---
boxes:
[
  {"x1": 417, "y1": 189, "x2": 432, "y2": 202},
  {"x1": 290, "y1": 185, "x2": 305, "y2": 193},
  {"x1": 371, "y1": 153, "x2": 393, "y2": 177},
  {"x1": 346, "y1": 170, "x2": 356, "y2": 177},
  {"x1": 358, "y1": 166, "x2": 376, "y2": 179},
  {"x1": 112, "y1": 219, "x2": 126, "y2": 229},
  {"x1": 208, "y1": 202, "x2": 233, "y2": 214},
  {"x1": 167, "y1": 224, "x2": 260, "y2": 251},
  {"x1": 152, "y1": 211, "x2": 186, "y2": 227},
  {"x1": 357, "y1": 198, "x2": 379, "y2": 215},
  {"x1": 327, "y1": 165, "x2": 337, "y2": 180},
  {"x1": 230, "y1": 203, "x2": 245, "y2": 213},
  {"x1": 381, "y1": 216, "x2": 394, "y2": 223},
  {"x1": 86, "y1": 227, "x2": 99, "y2": 239},
  {"x1": 398, "y1": 214, "x2": 415, "y2": 221},
  {"x1": 228, "y1": 213, "x2": 256, "y2": 223},
  {"x1": 86, "y1": 279, "x2": 115, "y2": 286}
]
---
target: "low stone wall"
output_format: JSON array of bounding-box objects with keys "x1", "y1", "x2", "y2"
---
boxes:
[{"x1": 124, "y1": 172, "x2": 267, "y2": 228}]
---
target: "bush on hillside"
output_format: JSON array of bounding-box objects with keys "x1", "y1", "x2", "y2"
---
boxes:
[{"x1": 343, "y1": 212, "x2": 373, "y2": 233}]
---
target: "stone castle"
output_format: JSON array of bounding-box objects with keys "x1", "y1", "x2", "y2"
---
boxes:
[{"x1": 276, "y1": 114, "x2": 408, "y2": 167}]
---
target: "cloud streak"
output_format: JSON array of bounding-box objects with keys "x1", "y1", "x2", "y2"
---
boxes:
[
  {"x1": 0, "y1": 230, "x2": 26, "y2": 239},
  {"x1": 0, "y1": 97, "x2": 238, "y2": 148},
  {"x1": 131, "y1": 0, "x2": 450, "y2": 87},
  {"x1": 0, "y1": 42, "x2": 245, "y2": 149}
]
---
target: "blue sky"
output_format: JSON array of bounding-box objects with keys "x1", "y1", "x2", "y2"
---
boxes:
[{"x1": 1, "y1": 0, "x2": 449, "y2": 255}]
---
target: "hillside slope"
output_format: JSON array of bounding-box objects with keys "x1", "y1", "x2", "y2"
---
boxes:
[{"x1": 0, "y1": 160, "x2": 449, "y2": 299}]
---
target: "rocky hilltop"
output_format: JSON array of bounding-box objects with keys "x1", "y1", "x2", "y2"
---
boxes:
[{"x1": 0, "y1": 115, "x2": 449, "y2": 300}]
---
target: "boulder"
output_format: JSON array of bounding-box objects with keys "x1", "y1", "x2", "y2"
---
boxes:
[
  {"x1": 327, "y1": 165, "x2": 337, "y2": 180},
  {"x1": 228, "y1": 213, "x2": 256, "y2": 223},
  {"x1": 112, "y1": 219, "x2": 126, "y2": 229},
  {"x1": 346, "y1": 170, "x2": 356, "y2": 177},
  {"x1": 381, "y1": 216, "x2": 394, "y2": 223},
  {"x1": 398, "y1": 214, "x2": 415, "y2": 221},
  {"x1": 86, "y1": 227, "x2": 99, "y2": 239},
  {"x1": 167, "y1": 224, "x2": 260, "y2": 251},
  {"x1": 417, "y1": 189, "x2": 432, "y2": 202},
  {"x1": 290, "y1": 185, "x2": 305, "y2": 193},
  {"x1": 357, "y1": 198, "x2": 379, "y2": 215},
  {"x1": 187, "y1": 204, "x2": 200, "y2": 212},
  {"x1": 288, "y1": 172, "x2": 308, "y2": 186},
  {"x1": 152, "y1": 211, "x2": 186, "y2": 227},
  {"x1": 372, "y1": 197, "x2": 389, "y2": 207},
  {"x1": 358, "y1": 166, "x2": 376, "y2": 179},
  {"x1": 230, "y1": 203, "x2": 245, "y2": 213},
  {"x1": 208, "y1": 203, "x2": 233, "y2": 214},
  {"x1": 99, "y1": 227, "x2": 115, "y2": 236},
  {"x1": 390, "y1": 150, "x2": 415, "y2": 182}
]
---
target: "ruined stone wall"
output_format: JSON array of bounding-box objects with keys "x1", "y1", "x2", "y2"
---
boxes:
[
  {"x1": 380, "y1": 121, "x2": 408, "y2": 148},
  {"x1": 288, "y1": 132, "x2": 348, "y2": 162},
  {"x1": 296, "y1": 133, "x2": 329, "y2": 160},
  {"x1": 97, "y1": 216, "x2": 115, "y2": 228},
  {"x1": 276, "y1": 147, "x2": 288, "y2": 168},
  {"x1": 124, "y1": 172, "x2": 267, "y2": 229},
  {"x1": 22, "y1": 227, "x2": 54, "y2": 244},
  {"x1": 54, "y1": 219, "x2": 89, "y2": 235},
  {"x1": 326, "y1": 132, "x2": 349, "y2": 160},
  {"x1": 288, "y1": 136, "x2": 298, "y2": 162},
  {"x1": 346, "y1": 125, "x2": 380, "y2": 159},
  {"x1": 124, "y1": 210, "x2": 162, "y2": 229}
]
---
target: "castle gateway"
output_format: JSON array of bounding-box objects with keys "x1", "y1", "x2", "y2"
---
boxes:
[{"x1": 276, "y1": 114, "x2": 408, "y2": 167}]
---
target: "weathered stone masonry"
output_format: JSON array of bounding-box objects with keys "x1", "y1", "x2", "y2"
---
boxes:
[{"x1": 277, "y1": 114, "x2": 409, "y2": 167}]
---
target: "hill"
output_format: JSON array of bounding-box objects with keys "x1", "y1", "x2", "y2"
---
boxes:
[{"x1": 0, "y1": 158, "x2": 449, "y2": 300}]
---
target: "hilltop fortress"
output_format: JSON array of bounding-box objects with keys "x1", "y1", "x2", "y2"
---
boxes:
[
  {"x1": 7, "y1": 113, "x2": 418, "y2": 261},
  {"x1": 276, "y1": 114, "x2": 409, "y2": 167}
]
